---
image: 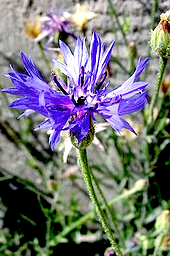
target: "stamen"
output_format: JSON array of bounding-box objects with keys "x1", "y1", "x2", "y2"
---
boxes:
[
  {"x1": 72, "y1": 95, "x2": 86, "y2": 106},
  {"x1": 77, "y1": 96, "x2": 86, "y2": 105},
  {"x1": 52, "y1": 73, "x2": 69, "y2": 95},
  {"x1": 80, "y1": 66, "x2": 85, "y2": 87},
  {"x1": 96, "y1": 71, "x2": 107, "y2": 91}
]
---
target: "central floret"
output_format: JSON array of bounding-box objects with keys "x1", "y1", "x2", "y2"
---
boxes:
[{"x1": 72, "y1": 95, "x2": 86, "y2": 106}]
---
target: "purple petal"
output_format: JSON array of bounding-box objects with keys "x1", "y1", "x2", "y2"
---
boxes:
[
  {"x1": 21, "y1": 52, "x2": 44, "y2": 80},
  {"x1": 121, "y1": 81, "x2": 148, "y2": 98},
  {"x1": 89, "y1": 32, "x2": 101, "y2": 84},
  {"x1": 7, "y1": 61, "x2": 51, "y2": 94},
  {"x1": 34, "y1": 119, "x2": 51, "y2": 131},
  {"x1": 82, "y1": 38, "x2": 89, "y2": 68},
  {"x1": 48, "y1": 109, "x2": 71, "y2": 130},
  {"x1": 9, "y1": 98, "x2": 33, "y2": 110},
  {"x1": 39, "y1": 90, "x2": 45, "y2": 108},
  {"x1": 96, "y1": 40, "x2": 115, "y2": 82},
  {"x1": 74, "y1": 36, "x2": 83, "y2": 69},
  {"x1": 114, "y1": 57, "x2": 149, "y2": 96},
  {"x1": 106, "y1": 115, "x2": 136, "y2": 134},
  {"x1": 9, "y1": 97, "x2": 48, "y2": 116},
  {"x1": 59, "y1": 40, "x2": 74, "y2": 65},
  {"x1": 97, "y1": 103, "x2": 119, "y2": 117},
  {"x1": 70, "y1": 114, "x2": 91, "y2": 144},
  {"x1": 135, "y1": 57, "x2": 150, "y2": 78},
  {"x1": 18, "y1": 109, "x2": 35, "y2": 118},
  {"x1": 59, "y1": 40, "x2": 78, "y2": 81},
  {"x1": 47, "y1": 110, "x2": 72, "y2": 150},
  {"x1": 49, "y1": 129, "x2": 61, "y2": 151},
  {"x1": 52, "y1": 59, "x2": 72, "y2": 77},
  {"x1": 118, "y1": 91, "x2": 148, "y2": 115},
  {"x1": 1, "y1": 88, "x2": 19, "y2": 95}
]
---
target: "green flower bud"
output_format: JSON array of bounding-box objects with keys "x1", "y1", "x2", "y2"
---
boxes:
[
  {"x1": 128, "y1": 41, "x2": 137, "y2": 60},
  {"x1": 71, "y1": 117, "x2": 95, "y2": 150},
  {"x1": 155, "y1": 210, "x2": 170, "y2": 233},
  {"x1": 47, "y1": 179, "x2": 57, "y2": 191},
  {"x1": 134, "y1": 179, "x2": 148, "y2": 191},
  {"x1": 150, "y1": 11, "x2": 170, "y2": 58}
]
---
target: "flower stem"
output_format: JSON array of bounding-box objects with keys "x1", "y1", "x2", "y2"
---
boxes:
[
  {"x1": 151, "y1": 0, "x2": 158, "y2": 30},
  {"x1": 90, "y1": 169, "x2": 126, "y2": 246},
  {"x1": 76, "y1": 148, "x2": 123, "y2": 256},
  {"x1": 153, "y1": 234, "x2": 164, "y2": 256},
  {"x1": 107, "y1": 0, "x2": 128, "y2": 47},
  {"x1": 147, "y1": 57, "x2": 168, "y2": 132},
  {"x1": 37, "y1": 42, "x2": 51, "y2": 74}
]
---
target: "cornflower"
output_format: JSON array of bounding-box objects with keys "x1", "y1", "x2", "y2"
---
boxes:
[
  {"x1": 2, "y1": 32, "x2": 149, "y2": 150},
  {"x1": 34, "y1": 9, "x2": 71, "y2": 43}
]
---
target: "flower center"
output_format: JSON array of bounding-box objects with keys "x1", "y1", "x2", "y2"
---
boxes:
[{"x1": 72, "y1": 95, "x2": 86, "y2": 106}]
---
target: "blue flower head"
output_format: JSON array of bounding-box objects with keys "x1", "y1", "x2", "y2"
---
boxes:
[{"x1": 2, "y1": 32, "x2": 149, "y2": 150}]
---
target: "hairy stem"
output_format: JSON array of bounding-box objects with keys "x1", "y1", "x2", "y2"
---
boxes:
[
  {"x1": 147, "y1": 57, "x2": 168, "y2": 132},
  {"x1": 76, "y1": 148, "x2": 123, "y2": 256},
  {"x1": 90, "y1": 169, "x2": 125, "y2": 246},
  {"x1": 151, "y1": 0, "x2": 158, "y2": 30}
]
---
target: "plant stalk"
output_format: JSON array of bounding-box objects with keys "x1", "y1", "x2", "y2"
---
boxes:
[
  {"x1": 147, "y1": 57, "x2": 168, "y2": 132},
  {"x1": 76, "y1": 148, "x2": 123, "y2": 256},
  {"x1": 107, "y1": 0, "x2": 128, "y2": 46},
  {"x1": 153, "y1": 234, "x2": 164, "y2": 256},
  {"x1": 37, "y1": 42, "x2": 51, "y2": 73},
  {"x1": 90, "y1": 169, "x2": 125, "y2": 246}
]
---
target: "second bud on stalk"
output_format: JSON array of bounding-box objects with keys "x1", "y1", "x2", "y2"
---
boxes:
[{"x1": 150, "y1": 10, "x2": 170, "y2": 58}]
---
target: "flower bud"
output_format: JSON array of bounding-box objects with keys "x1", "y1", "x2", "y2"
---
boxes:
[
  {"x1": 47, "y1": 179, "x2": 57, "y2": 191},
  {"x1": 134, "y1": 179, "x2": 148, "y2": 191},
  {"x1": 104, "y1": 247, "x2": 116, "y2": 256},
  {"x1": 71, "y1": 118, "x2": 95, "y2": 150},
  {"x1": 128, "y1": 41, "x2": 137, "y2": 60},
  {"x1": 150, "y1": 10, "x2": 170, "y2": 58},
  {"x1": 155, "y1": 210, "x2": 170, "y2": 233}
]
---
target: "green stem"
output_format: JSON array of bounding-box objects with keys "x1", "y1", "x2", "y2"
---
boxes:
[
  {"x1": 107, "y1": 0, "x2": 128, "y2": 46},
  {"x1": 37, "y1": 42, "x2": 51, "y2": 73},
  {"x1": 147, "y1": 57, "x2": 168, "y2": 132},
  {"x1": 151, "y1": 0, "x2": 158, "y2": 30},
  {"x1": 52, "y1": 180, "x2": 142, "y2": 244},
  {"x1": 112, "y1": 56, "x2": 129, "y2": 74},
  {"x1": 76, "y1": 148, "x2": 123, "y2": 256},
  {"x1": 146, "y1": 0, "x2": 157, "y2": 60},
  {"x1": 90, "y1": 170, "x2": 125, "y2": 246},
  {"x1": 153, "y1": 234, "x2": 164, "y2": 256}
]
